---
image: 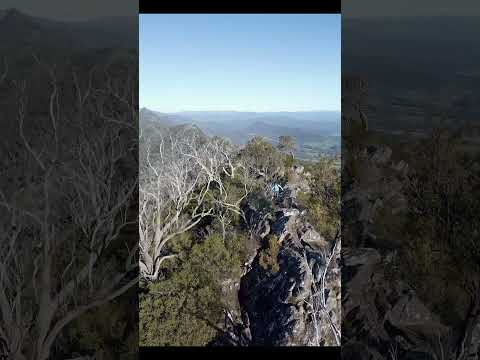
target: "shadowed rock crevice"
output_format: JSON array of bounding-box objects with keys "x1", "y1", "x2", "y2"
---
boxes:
[{"x1": 221, "y1": 181, "x2": 341, "y2": 346}]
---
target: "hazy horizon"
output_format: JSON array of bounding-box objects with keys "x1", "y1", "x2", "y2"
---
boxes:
[{"x1": 142, "y1": 108, "x2": 340, "y2": 114}]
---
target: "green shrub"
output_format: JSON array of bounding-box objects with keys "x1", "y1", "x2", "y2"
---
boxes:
[
  {"x1": 247, "y1": 190, "x2": 274, "y2": 213},
  {"x1": 240, "y1": 136, "x2": 284, "y2": 182},
  {"x1": 284, "y1": 153, "x2": 295, "y2": 169},
  {"x1": 391, "y1": 129, "x2": 480, "y2": 326},
  {"x1": 140, "y1": 233, "x2": 242, "y2": 346},
  {"x1": 66, "y1": 293, "x2": 137, "y2": 360},
  {"x1": 259, "y1": 235, "x2": 280, "y2": 273},
  {"x1": 296, "y1": 156, "x2": 340, "y2": 241}
]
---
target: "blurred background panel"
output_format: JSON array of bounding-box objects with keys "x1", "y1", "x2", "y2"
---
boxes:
[
  {"x1": 342, "y1": 1, "x2": 480, "y2": 359},
  {"x1": 0, "y1": 1, "x2": 138, "y2": 359}
]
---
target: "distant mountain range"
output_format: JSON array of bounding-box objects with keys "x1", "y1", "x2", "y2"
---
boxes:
[
  {"x1": 0, "y1": 8, "x2": 137, "y2": 52},
  {"x1": 140, "y1": 108, "x2": 340, "y2": 159}
]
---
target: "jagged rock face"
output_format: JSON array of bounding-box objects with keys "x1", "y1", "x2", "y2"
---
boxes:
[
  {"x1": 211, "y1": 169, "x2": 340, "y2": 347},
  {"x1": 239, "y1": 243, "x2": 315, "y2": 345},
  {"x1": 343, "y1": 144, "x2": 480, "y2": 359},
  {"x1": 342, "y1": 248, "x2": 449, "y2": 359},
  {"x1": 469, "y1": 323, "x2": 480, "y2": 359},
  {"x1": 343, "y1": 145, "x2": 408, "y2": 249},
  {"x1": 238, "y1": 196, "x2": 340, "y2": 346},
  {"x1": 300, "y1": 224, "x2": 330, "y2": 252},
  {"x1": 342, "y1": 145, "x2": 453, "y2": 358}
]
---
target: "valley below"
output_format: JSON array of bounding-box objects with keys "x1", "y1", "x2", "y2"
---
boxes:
[{"x1": 140, "y1": 108, "x2": 340, "y2": 160}]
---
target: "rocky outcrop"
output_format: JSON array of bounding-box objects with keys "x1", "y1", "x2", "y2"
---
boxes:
[
  {"x1": 342, "y1": 247, "x2": 450, "y2": 360},
  {"x1": 210, "y1": 164, "x2": 342, "y2": 347},
  {"x1": 285, "y1": 168, "x2": 311, "y2": 199},
  {"x1": 343, "y1": 145, "x2": 408, "y2": 250},
  {"x1": 239, "y1": 243, "x2": 316, "y2": 345},
  {"x1": 235, "y1": 186, "x2": 340, "y2": 346},
  {"x1": 342, "y1": 144, "x2": 480, "y2": 359}
]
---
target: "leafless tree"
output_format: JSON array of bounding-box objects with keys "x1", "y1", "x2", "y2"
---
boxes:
[
  {"x1": 139, "y1": 127, "x2": 249, "y2": 281},
  {"x1": 303, "y1": 232, "x2": 341, "y2": 346},
  {"x1": 0, "y1": 56, "x2": 138, "y2": 360},
  {"x1": 455, "y1": 278, "x2": 480, "y2": 360},
  {"x1": 388, "y1": 342, "x2": 399, "y2": 360}
]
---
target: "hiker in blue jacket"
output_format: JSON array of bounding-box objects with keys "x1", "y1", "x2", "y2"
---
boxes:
[{"x1": 271, "y1": 183, "x2": 284, "y2": 199}]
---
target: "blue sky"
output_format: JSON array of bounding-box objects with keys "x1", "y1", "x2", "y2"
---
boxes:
[{"x1": 140, "y1": 14, "x2": 341, "y2": 112}]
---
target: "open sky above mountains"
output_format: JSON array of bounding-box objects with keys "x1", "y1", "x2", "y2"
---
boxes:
[{"x1": 140, "y1": 14, "x2": 341, "y2": 113}]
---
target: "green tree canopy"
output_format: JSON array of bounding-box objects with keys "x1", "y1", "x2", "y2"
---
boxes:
[
  {"x1": 277, "y1": 135, "x2": 296, "y2": 156},
  {"x1": 140, "y1": 233, "x2": 244, "y2": 346}
]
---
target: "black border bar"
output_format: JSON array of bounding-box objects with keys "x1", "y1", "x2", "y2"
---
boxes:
[
  {"x1": 139, "y1": 1, "x2": 341, "y2": 14},
  {"x1": 140, "y1": 346, "x2": 342, "y2": 358}
]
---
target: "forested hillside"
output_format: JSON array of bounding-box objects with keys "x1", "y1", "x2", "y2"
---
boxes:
[
  {"x1": 139, "y1": 118, "x2": 341, "y2": 346},
  {"x1": 0, "y1": 10, "x2": 138, "y2": 359}
]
